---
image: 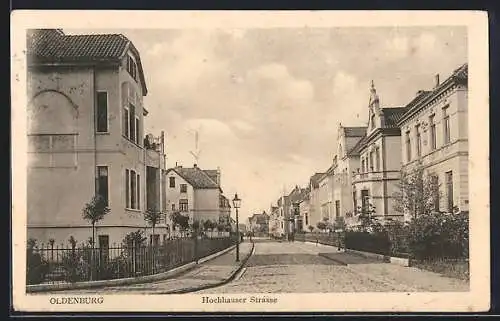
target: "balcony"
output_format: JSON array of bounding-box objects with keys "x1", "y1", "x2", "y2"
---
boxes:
[
  {"x1": 144, "y1": 134, "x2": 165, "y2": 168},
  {"x1": 352, "y1": 170, "x2": 400, "y2": 184}
]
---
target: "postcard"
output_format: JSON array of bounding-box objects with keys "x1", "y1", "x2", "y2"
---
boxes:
[{"x1": 11, "y1": 10, "x2": 490, "y2": 312}]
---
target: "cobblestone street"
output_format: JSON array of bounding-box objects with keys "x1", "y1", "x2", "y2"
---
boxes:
[
  {"x1": 34, "y1": 239, "x2": 469, "y2": 295},
  {"x1": 196, "y1": 240, "x2": 469, "y2": 293}
]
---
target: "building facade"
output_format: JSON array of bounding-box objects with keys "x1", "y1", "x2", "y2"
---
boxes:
[
  {"x1": 164, "y1": 164, "x2": 227, "y2": 227},
  {"x1": 397, "y1": 64, "x2": 469, "y2": 217},
  {"x1": 307, "y1": 173, "x2": 325, "y2": 229},
  {"x1": 333, "y1": 125, "x2": 366, "y2": 224},
  {"x1": 351, "y1": 82, "x2": 406, "y2": 224},
  {"x1": 26, "y1": 29, "x2": 168, "y2": 246},
  {"x1": 248, "y1": 212, "x2": 270, "y2": 236}
]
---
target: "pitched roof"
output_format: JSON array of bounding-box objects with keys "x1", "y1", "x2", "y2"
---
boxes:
[
  {"x1": 343, "y1": 126, "x2": 367, "y2": 137},
  {"x1": 203, "y1": 170, "x2": 219, "y2": 185},
  {"x1": 310, "y1": 173, "x2": 325, "y2": 188},
  {"x1": 168, "y1": 166, "x2": 220, "y2": 189},
  {"x1": 381, "y1": 107, "x2": 407, "y2": 128},
  {"x1": 27, "y1": 29, "x2": 148, "y2": 95},
  {"x1": 398, "y1": 63, "x2": 468, "y2": 125},
  {"x1": 349, "y1": 135, "x2": 368, "y2": 156}
]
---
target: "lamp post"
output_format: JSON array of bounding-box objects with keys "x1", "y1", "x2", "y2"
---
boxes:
[{"x1": 232, "y1": 193, "x2": 242, "y2": 262}]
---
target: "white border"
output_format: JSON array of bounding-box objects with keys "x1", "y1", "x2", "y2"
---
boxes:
[{"x1": 11, "y1": 10, "x2": 490, "y2": 312}]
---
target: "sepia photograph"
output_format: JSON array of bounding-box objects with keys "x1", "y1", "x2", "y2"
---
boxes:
[{"x1": 11, "y1": 10, "x2": 490, "y2": 312}]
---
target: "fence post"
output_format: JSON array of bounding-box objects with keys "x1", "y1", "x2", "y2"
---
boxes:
[
  {"x1": 132, "y1": 240, "x2": 136, "y2": 276},
  {"x1": 193, "y1": 230, "x2": 198, "y2": 263}
]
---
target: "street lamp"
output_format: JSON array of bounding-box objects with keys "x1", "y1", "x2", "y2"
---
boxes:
[{"x1": 232, "y1": 193, "x2": 242, "y2": 262}]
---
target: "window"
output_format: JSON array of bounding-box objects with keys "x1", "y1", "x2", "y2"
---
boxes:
[
  {"x1": 169, "y1": 176, "x2": 175, "y2": 188},
  {"x1": 180, "y1": 184, "x2": 187, "y2": 193},
  {"x1": 361, "y1": 159, "x2": 365, "y2": 173},
  {"x1": 375, "y1": 148, "x2": 380, "y2": 171},
  {"x1": 127, "y1": 55, "x2": 138, "y2": 81},
  {"x1": 171, "y1": 203, "x2": 176, "y2": 211},
  {"x1": 305, "y1": 213, "x2": 309, "y2": 226},
  {"x1": 129, "y1": 103, "x2": 136, "y2": 143},
  {"x1": 137, "y1": 173, "x2": 141, "y2": 210},
  {"x1": 369, "y1": 151, "x2": 374, "y2": 171},
  {"x1": 416, "y1": 125, "x2": 422, "y2": 157},
  {"x1": 405, "y1": 131, "x2": 412, "y2": 162},
  {"x1": 430, "y1": 115, "x2": 437, "y2": 150},
  {"x1": 123, "y1": 107, "x2": 129, "y2": 137},
  {"x1": 443, "y1": 107, "x2": 451, "y2": 144},
  {"x1": 179, "y1": 199, "x2": 189, "y2": 212},
  {"x1": 335, "y1": 201, "x2": 340, "y2": 218},
  {"x1": 125, "y1": 169, "x2": 140, "y2": 210},
  {"x1": 131, "y1": 170, "x2": 137, "y2": 209},
  {"x1": 125, "y1": 169, "x2": 130, "y2": 208},
  {"x1": 96, "y1": 166, "x2": 109, "y2": 206},
  {"x1": 361, "y1": 190, "x2": 369, "y2": 214},
  {"x1": 431, "y1": 175, "x2": 440, "y2": 211},
  {"x1": 96, "y1": 92, "x2": 108, "y2": 132},
  {"x1": 135, "y1": 117, "x2": 140, "y2": 145},
  {"x1": 445, "y1": 171, "x2": 454, "y2": 212}
]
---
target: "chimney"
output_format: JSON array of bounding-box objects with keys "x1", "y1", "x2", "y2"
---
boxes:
[
  {"x1": 416, "y1": 90, "x2": 425, "y2": 97},
  {"x1": 216, "y1": 166, "x2": 221, "y2": 185},
  {"x1": 435, "y1": 74, "x2": 440, "y2": 87},
  {"x1": 193, "y1": 164, "x2": 197, "y2": 168}
]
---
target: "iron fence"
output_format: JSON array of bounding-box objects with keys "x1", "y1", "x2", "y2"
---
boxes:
[{"x1": 26, "y1": 235, "x2": 237, "y2": 285}]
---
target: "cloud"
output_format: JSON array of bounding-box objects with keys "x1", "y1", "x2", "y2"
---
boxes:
[
  {"x1": 106, "y1": 27, "x2": 467, "y2": 221},
  {"x1": 384, "y1": 36, "x2": 410, "y2": 58}
]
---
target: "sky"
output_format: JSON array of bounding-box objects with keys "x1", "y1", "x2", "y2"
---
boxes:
[{"x1": 67, "y1": 27, "x2": 467, "y2": 223}]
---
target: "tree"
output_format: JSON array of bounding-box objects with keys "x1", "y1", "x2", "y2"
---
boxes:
[
  {"x1": 170, "y1": 211, "x2": 189, "y2": 231},
  {"x1": 144, "y1": 208, "x2": 163, "y2": 245},
  {"x1": 82, "y1": 195, "x2": 110, "y2": 248},
  {"x1": 393, "y1": 163, "x2": 441, "y2": 220},
  {"x1": 202, "y1": 219, "x2": 215, "y2": 232},
  {"x1": 308, "y1": 225, "x2": 314, "y2": 233},
  {"x1": 316, "y1": 221, "x2": 327, "y2": 232}
]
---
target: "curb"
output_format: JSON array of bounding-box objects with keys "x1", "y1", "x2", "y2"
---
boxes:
[
  {"x1": 317, "y1": 253, "x2": 348, "y2": 266},
  {"x1": 27, "y1": 244, "x2": 238, "y2": 293},
  {"x1": 299, "y1": 240, "x2": 410, "y2": 267},
  {"x1": 160, "y1": 241, "x2": 256, "y2": 294}
]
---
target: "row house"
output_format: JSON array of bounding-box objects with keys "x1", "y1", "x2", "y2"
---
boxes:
[
  {"x1": 272, "y1": 63, "x2": 468, "y2": 229},
  {"x1": 333, "y1": 125, "x2": 366, "y2": 222},
  {"x1": 397, "y1": 64, "x2": 469, "y2": 217},
  {"x1": 318, "y1": 163, "x2": 336, "y2": 223},
  {"x1": 304, "y1": 173, "x2": 325, "y2": 230},
  {"x1": 351, "y1": 81, "x2": 407, "y2": 224},
  {"x1": 164, "y1": 164, "x2": 231, "y2": 228},
  {"x1": 268, "y1": 205, "x2": 280, "y2": 237},
  {"x1": 248, "y1": 211, "x2": 270, "y2": 235},
  {"x1": 26, "y1": 29, "x2": 168, "y2": 246},
  {"x1": 289, "y1": 186, "x2": 309, "y2": 233}
]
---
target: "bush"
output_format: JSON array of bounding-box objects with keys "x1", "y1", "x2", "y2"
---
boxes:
[
  {"x1": 345, "y1": 230, "x2": 390, "y2": 255},
  {"x1": 385, "y1": 221, "x2": 410, "y2": 257},
  {"x1": 408, "y1": 211, "x2": 469, "y2": 260},
  {"x1": 26, "y1": 239, "x2": 49, "y2": 285}
]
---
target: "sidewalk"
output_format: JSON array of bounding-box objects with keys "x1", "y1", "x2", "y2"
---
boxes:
[{"x1": 40, "y1": 241, "x2": 254, "y2": 295}]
